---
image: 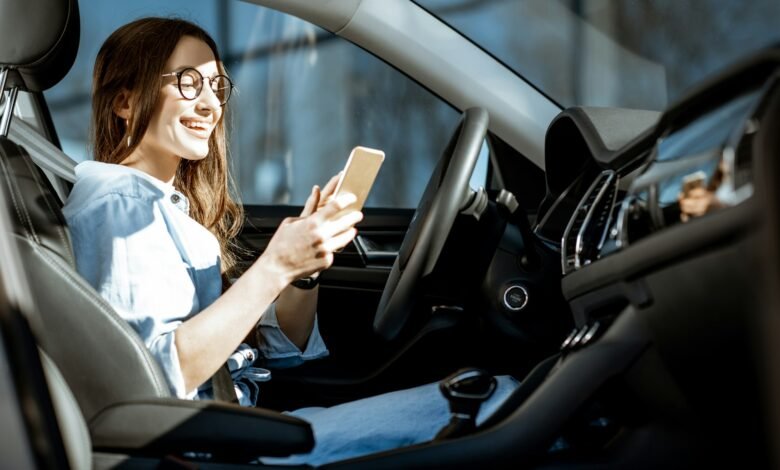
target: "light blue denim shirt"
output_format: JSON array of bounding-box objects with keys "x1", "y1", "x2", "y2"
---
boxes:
[{"x1": 62, "y1": 161, "x2": 328, "y2": 406}]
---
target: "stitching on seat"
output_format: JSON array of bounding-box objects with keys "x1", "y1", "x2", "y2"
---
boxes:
[
  {"x1": 35, "y1": 242, "x2": 170, "y2": 396},
  {"x1": 20, "y1": 148, "x2": 75, "y2": 266},
  {"x1": 0, "y1": 148, "x2": 40, "y2": 246},
  {"x1": 28, "y1": 240, "x2": 170, "y2": 396}
]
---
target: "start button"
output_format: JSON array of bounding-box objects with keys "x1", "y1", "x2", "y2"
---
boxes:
[{"x1": 503, "y1": 285, "x2": 529, "y2": 312}]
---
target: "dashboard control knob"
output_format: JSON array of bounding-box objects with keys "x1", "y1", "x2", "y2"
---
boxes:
[{"x1": 503, "y1": 285, "x2": 529, "y2": 311}]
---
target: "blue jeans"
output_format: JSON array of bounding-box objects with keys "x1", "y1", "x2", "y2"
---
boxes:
[{"x1": 261, "y1": 375, "x2": 520, "y2": 466}]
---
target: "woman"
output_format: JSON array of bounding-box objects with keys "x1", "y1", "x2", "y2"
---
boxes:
[{"x1": 63, "y1": 17, "x2": 517, "y2": 465}]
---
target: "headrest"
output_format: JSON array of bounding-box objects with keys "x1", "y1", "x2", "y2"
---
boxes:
[{"x1": 0, "y1": 0, "x2": 79, "y2": 92}]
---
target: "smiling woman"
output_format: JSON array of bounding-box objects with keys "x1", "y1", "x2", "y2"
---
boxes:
[
  {"x1": 118, "y1": 36, "x2": 226, "y2": 164},
  {"x1": 88, "y1": 21, "x2": 243, "y2": 273},
  {"x1": 58, "y1": 16, "x2": 518, "y2": 466}
]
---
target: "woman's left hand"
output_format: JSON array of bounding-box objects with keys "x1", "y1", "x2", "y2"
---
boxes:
[{"x1": 297, "y1": 172, "x2": 346, "y2": 278}]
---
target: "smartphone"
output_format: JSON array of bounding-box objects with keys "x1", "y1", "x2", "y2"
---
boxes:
[
  {"x1": 681, "y1": 171, "x2": 707, "y2": 193},
  {"x1": 333, "y1": 146, "x2": 385, "y2": 216}
]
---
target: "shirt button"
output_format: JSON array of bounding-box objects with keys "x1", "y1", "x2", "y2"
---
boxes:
[{"x1": 170, "y1": 194, "x2": 181, "y2": 204}]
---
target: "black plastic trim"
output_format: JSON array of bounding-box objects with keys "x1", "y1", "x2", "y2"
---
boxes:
[{"x1": 561, "y1": 199, "x2": 757, "y2": 301}]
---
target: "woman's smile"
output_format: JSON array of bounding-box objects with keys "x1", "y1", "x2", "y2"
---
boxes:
[{"x1": 180, "y1": 118, "x2": 212, "y2": 139}]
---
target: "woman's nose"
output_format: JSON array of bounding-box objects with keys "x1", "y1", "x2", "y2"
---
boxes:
[{"x1": 197, "y1": 81, "x2": 222, "y2": 111}]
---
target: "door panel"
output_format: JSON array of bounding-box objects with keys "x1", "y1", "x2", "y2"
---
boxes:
[
  {"x1": 240, "y1": 205, "x2": 412, "y2": 286},
  {"x1": 238, "y1": 205, "x2": 413, "y2": 369}
]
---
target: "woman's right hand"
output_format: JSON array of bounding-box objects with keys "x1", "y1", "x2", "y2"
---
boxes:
[{"x1": 257, "y1": 192, "x2": 363, "y2": 285}]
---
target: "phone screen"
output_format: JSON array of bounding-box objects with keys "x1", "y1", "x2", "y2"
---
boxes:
[{"x1": 334, "y1": 146, "x2": 385, "y2": 215}]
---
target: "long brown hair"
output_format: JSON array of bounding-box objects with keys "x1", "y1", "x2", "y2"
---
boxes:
[{"x1": 92, "y1": 17, "x2": 244, "y2": 277}]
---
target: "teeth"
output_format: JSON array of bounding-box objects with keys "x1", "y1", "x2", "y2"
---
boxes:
[{"x1": 182, "y1": 120, "x2": 208, "y2": 131}]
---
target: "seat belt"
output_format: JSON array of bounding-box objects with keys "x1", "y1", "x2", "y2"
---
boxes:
[
  {"x1": 9, "y1": 119, "x2": 76, "y2": 203},
  {"x1": 211, "y1": 363, "x2": 239, "y2": 404},
  {"x1": 8, "y1": 119, "x2": 76, "y2": 182}
]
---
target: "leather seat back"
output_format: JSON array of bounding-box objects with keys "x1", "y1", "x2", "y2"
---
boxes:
[{"x1": 0, "y1": 0, "x2": 171, "y2": 421}]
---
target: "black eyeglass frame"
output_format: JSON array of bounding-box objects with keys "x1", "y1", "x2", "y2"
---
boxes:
[{"x1": 161, "y1": 67, "x2": 234, "y2": 106}]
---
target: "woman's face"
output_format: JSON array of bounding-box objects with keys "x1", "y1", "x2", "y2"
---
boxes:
[{"x1": 143, "y1": 36, "x2": 223, "y2": 161}]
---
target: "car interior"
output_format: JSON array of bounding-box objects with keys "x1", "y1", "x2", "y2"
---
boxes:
[{"x1": 0, "y1": 0, "x2": 778, "y2": 468}]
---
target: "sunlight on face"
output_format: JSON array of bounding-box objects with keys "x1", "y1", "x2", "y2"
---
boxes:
[{"x1": 144, "y1": 36, "x2": 223, "y2": 161}]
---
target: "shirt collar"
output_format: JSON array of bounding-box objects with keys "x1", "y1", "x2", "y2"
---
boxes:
[{"x1": 75, "y1": 161, "x2": 190, "y2": 214}]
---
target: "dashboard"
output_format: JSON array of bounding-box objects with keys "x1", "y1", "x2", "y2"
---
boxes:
[
  {"x1": 535, "y1": 64, "x2": 775, "y2": 278},
  {"x1": 497, "y1": 50, "x2": 780, "y2": 465},
  {"x1": 479, "y1": 51, "x2": 780, "y2": 351}
]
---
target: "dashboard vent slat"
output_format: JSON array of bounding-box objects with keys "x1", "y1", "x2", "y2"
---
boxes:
[{"x1": 561, "y1": 171, "x2": 617, "y2": 274}]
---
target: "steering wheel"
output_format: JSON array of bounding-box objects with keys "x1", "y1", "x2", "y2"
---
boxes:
[{"x1": 374, "y1": 107, "x2": 489, "y2": 340}]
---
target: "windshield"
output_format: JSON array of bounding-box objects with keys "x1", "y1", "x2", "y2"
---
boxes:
[{"x1": 417, "y1": 0, "x2": 780, "y2": 111}]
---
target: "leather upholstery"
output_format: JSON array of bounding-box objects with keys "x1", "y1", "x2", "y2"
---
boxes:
[
  {"x1": 0, "y1": 137, "x2": 171, "y2": 420},
  {"x1": 89, "y1": 398, "x2": 314, "y2": 457},
  {"x1": 40, "y1": 350, "x2": 92, "y2": 470},
  {"x1": 0, "y1": 0, "x2": 80, "y2": 91},
  {"x1": 0, "y1": 138, "x2": 74, "y2": 266}
]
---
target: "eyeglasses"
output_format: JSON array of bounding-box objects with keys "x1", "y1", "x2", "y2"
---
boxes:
[{"x1": 161, "y1": 67, "x2": 234, "y2": 106}]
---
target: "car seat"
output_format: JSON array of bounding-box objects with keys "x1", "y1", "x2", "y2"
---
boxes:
[{"x1": 0, "y1": 0, "x2": 314, "y2": 465}]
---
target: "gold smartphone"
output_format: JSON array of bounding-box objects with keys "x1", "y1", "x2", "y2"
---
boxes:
[{"x1": 333, "y1": 146, "x2": 385, "y2": 216}]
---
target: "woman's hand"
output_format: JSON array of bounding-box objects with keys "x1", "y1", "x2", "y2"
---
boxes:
[
  {"x1": 294, "y1": 173, "x2": 345, "y2": 278},
  {"x1": 678, "y1": 186, "x2": 721, "y2": 222},
  {"x1": 319, "y1": 172, "x2": 342, "y2": 209},
  {"x1": 299, "y1": 172, "x2": 342, "y2": 216},
  {"x1": 258, "y1": 191, "x2": 363, "y2": 285}
]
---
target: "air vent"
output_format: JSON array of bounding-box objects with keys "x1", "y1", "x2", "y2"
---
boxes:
[{"x1": 561, "y1": 171, "x2": 617, "y2": 274}]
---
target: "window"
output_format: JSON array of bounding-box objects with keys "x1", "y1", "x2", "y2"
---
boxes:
[
  {"x1": 418, "y1": 0, "x2": 780, "y2": 110},
  {"x1": 44, "y1": 1, "x2": 477, "y2": 209}
]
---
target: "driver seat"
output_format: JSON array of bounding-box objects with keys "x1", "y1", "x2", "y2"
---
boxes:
[
  {"x1": 0, "y1": 0, "x2": 313, "y2": 464},
  {"x1": 0, "y1": 0, "x2": 172, "y2": 418}
]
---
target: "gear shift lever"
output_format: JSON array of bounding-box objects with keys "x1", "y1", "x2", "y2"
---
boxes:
[{"x1": 435, "y1": 368, "x2": 497, "y2": 440}]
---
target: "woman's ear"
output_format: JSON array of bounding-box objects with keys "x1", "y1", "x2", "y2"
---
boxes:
[{"x1": 113, "y1": 89, "x2": 133, "y2": 120}]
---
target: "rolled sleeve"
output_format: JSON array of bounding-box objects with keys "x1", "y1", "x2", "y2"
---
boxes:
[{"x1": 255, "y1": 303, "x2": 329, "y2": 368}]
